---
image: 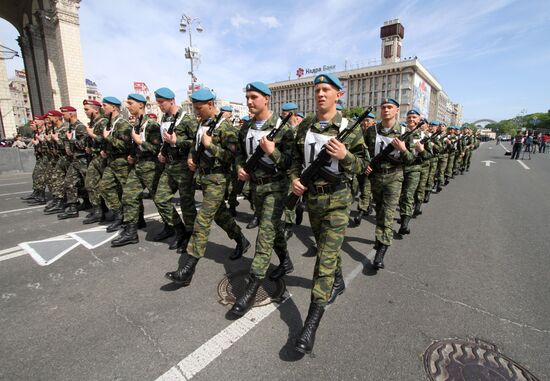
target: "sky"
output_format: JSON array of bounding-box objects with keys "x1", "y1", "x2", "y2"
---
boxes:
[{"x1": 1, "y1": 0, "x2": 549, "y2": 122}]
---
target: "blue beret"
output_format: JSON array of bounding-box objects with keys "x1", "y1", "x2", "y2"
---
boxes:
[
  {"x1": 314, "y1": 73, "x2": 343, "y2": 90},
  {"x1": 191, "y1": 88, "x2": 216, "y2": 102},
  {"x1": 241, "y1": 115, "x2": 250, "y2": 122},
  {"x1": 220, "y1": 105, "x2": 233, "y2": 112},
  {"x1": 366, "y1": 112, "x2": 376, "y2": 119},
  {"x1": 297, "y1": 112, "x2": 305, "y2": 118},
  {"x1": 336, "y1": 104, "x2": 344, "y2": 111},
  {"x1": 381, "y1": 98, "x2": 399, "y2": 107},
  {"x1": 407, "y1": 108, "x2": 420, "y2": 116},
  {"x1": 281, "y1": 102, "x2": 298, "y2": 111},
  {"x1": 128, "y1": 93, "x2": 147, "y2": 103},
  {"x1": 400, "y1": 122, "x2": 407, "y2": 127},
  {"x1": 429, "y1": 120, "x2": 440, "y2": 126},
  {"x1": 154, "y1": 87, "x2": 175, "y2": 100},
  {"x1": 102, "y1": 96, "x2": 121, "y2": 106},
  {"x1": 246, "y1": 81, "x2": 271, "y2": 97}
]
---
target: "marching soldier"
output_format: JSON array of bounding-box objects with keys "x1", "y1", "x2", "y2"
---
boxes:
[
  {"x1": 290, "y1": 73, "x2": 368, "y2": 354},
  {"x1": 152, "y1": 87, "x2": 197, "y2": 252},
  {"x1": 365, "y1": 98, "x2": 415, "y2": 269},
  {"x1": 221, "y1": 105, "x2": 240, "y2": 217},
  {"x1": 21, "y1": 115, "x2": 48, "y2": 205},
  {"x1": 352, "y1": 111, "x2": 376, "y2": 226},
  {"x1": 229, "y1": 82, "x2": 295, "y2": 317},
  {"x1": 97, "y1": 96, "x2": 133, "y2": 232},
  {"x1": 82, "y1": 100, "x2": 109, "y2": 224},
  {"x1": 397, "y1": 109, "x2": 429, "y2": 234},
  {"x1": 165, "y1": 88, "x2": 250, "y2": 287},
  {"x1": 433, "y1": 122, "x2": 449, "y2": 193},
  {"x1": 414, "y1": 120, "x2": 435, "y2": 215},
  {"x1": 111, "y1": 94, "x2": 162, "y2": 246},
  {"x1": 57, "y1": 106, "x2": 88, "y2": 219}
]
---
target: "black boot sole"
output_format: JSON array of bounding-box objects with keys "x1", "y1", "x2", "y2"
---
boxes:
[
  {"x1": 57, "y1": 214, "x2": 79, "y2": 220},
  {"x1": 111, "y1": 238, "x2": 139, "y2": 247},
  {"x1": 164, "y1": 273, "x2": 192, "y2": 287},
  {"x1": 294, "y1": 343, "x2": 312, "y2": 354}
]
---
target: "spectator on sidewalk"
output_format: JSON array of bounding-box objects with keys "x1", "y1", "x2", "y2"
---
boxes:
[{"x1": 11, "y1": 135, "x2": 28, "y2": 149}]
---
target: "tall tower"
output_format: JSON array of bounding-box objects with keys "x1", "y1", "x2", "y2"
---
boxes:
[{"x1": 380, "y1": 19, "x2": 404, "y2": 64}]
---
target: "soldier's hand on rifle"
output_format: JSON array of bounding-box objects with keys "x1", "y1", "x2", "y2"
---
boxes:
[
  {"x1": 365, "y1": 165, "x2": 373, "y2": 175},
  {"x1": 292, "y1": 178, "x2": 307, "y2": 196},
  {"x1": 100, "y1": 150, "x2": 108, "y2": 158},
  {"x1": 391, "y1": 138, "x2": 407, "y2": 152},
  {"x1": 259, "y1": 136, "x2": 275, "y2": 155},
  {"x1": 157, "y1": 153, "x2": 166, "y2": 163},
  {"x1": 326, "y1": 138, "x2": 347, "y2": 160},
  {"x1": 415, "y1": 141, "x2": 425, "y2": 153},
  {"x1": 102, "y1": 128, "x2": 110, "y2": 138},
  {"x1": 66, "y1": 131, "x2": 72, "y2": 140},
  {"x1": 238, "y1": 168, "x2": 250, "y2": 181},
  {"x1": 86, "y1": 126, "x2": 95, "y2": 138},
  {"x1": 163, "y1": 131, "x2": 176, "y2": 145},
  {"x1": 187, "y1": 157, "x2": 196, "y2": 172},
  {"x1": 127, "y1": 155, "x2": 135, "y2": 165},
  {"x1": 65, "y1": 148, "x2": 73, "y2": 156},
  {"x1": 201, "y1": 132, "x2": 212, "y2": 148},
  {"x1": 131, "y1": 129, "x2": 142, "y2": 145},
  {"x1": 85, "y1": 147, "x2": 92, "y2": 155}
]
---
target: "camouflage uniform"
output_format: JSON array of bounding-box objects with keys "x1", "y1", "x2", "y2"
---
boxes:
[
  {"x1": 236, "y1": 112, "x2": 294, "y2": 279},
  {"x1": 64, "y1": 120, "x2": 88, "y2": 205},
  {"x1": 290, "y1": 113, "x2": 368, "y2": 306},
  {"x1": 32, "y1": 131, "x2": 48, "y2": 194},
  {"x1": 445, "y1": 132, "x2": 458, "y2": 179},
  {"x1": 85, "y1": 117, "x2": 108, "y2": 208},
  {"x1": 187, "y1": 117, "x2": 243, "y2": 259},
  {"x1": 98, "y1": 114, "x2": 133, "y2": 211},
  {"x1": 50, "y1": 125, "x2": 71, "y2": 199},
  {"x1": 357, "y1": 124, "x2": 376, "y2": 212},
  {"x1": 436, "y1": 133, "x2": 450, "y2": 185},
  {"x1": 416, "y1": 133, "x2": 436, "y2": 204},
  {"x1": 153, "y1": 109, "x2": 197, "y2": 230},
  {"x1": 121, "y1": 114, "x2": 162, "y2": 223},
  {"x1": 367, "y1": 121, "x2": 415, "y2": 246}
]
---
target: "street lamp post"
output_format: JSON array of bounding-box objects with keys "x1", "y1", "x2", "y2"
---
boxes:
[{"x1": 179, "y1": 14, "x2": 203, "y2": 92}]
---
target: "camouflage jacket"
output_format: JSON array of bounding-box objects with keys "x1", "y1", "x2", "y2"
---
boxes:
[
  {"x1": 404, "y1": 127, "x2": 431, "y2": 172},
  {"x1": 160, "y1": 107, "x2": 197, "y2": 161},
  {"x1": 65, "y1": 120, "x2": 88, "y2": 156},
  {"x1": 102, "y1": 114, "x2": 133, "y2": 157},
  {"x1": 365, "y1": 121, "x2": 415, "y2": 169},
  {"x1": 190, "y1": 116, "x2": 238, "y2": 173},
  {"x1": 132, "y1": 114, "x2": 161, "y2": 159}
]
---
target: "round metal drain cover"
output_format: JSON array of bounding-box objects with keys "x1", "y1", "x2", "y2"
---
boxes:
[
  {"x1": 423, "y1": 338, "x2": 539, "y2": 381},
  {"x1": 217, "y1": 270, "x2": 286, "y2": 307}
]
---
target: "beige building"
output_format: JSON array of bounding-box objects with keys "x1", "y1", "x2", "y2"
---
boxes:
[
  {"x1": 268, "y1": 19, "x2": 461, "y2": 123},
  {"x1": 451, "y1": 103, "x2": 463, "y2": 126},
  {"x1": 9, "y1": 73, "x2": 32, "y2": 126}
]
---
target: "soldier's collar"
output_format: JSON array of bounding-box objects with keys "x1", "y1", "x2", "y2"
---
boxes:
[{"x1": 251, "y1": 111, "x2": 276, "y2": 130}]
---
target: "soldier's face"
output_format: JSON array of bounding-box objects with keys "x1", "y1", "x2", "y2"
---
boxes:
[
  {"x1": 126, "y1": 99, "x2": 142, "y2": 115},
  {"x1": 156, "y1": 97, "x2": 173, "y2": 113},
  {"x1": 222, "y1": 111, "x2": 232, "y2": 119},
  {"x1": 314, "y1": 84, "x2": 341, "y2": 113},
  {"x1": 246, "y1": 91, "x2": 268, "y2": 116},
  {"x1": 62, "y1": 111, "x2": 71, "y2": 122},
  {"x1": 406, "y1": 113, "x2": 420, "y2": 126},
  {"x1": 193, "y1": 101, "x2": 213, "y2": 119},
  {"x1": 381, "y1": 104, "x2": 399, "y2": 121},
  {"x1": 102, "y1": 103, "x2": 116, "y2": 115}
]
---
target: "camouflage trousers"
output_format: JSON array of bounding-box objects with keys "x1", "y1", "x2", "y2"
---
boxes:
[
  {"x1": 357, "y1": 173, "x2": 373, "y2": 212},
  {"x1": 415, "y1": 162, "x2": 431, "y2": 203},
  {"x1": 306, "y1": 185, "x2": 351, "y2": 306},
  {"x1": 51, "y1": 156, "x2": 70, "y2": 198},
  {"x1": 425, "y1": 157, "x2": 439, "y2": 191},
  {"x1": 436, "y1": 153, "x2": 449, "y2": 183},
  {"x1": 445, "y1": 152, "x2": 456, "y2": 178},
  {"x1": 65, "y1": 156, "x2": 88, "y2": 204},
  {"x1": 250, "y1": 184, "x2": 287, "y2": 279},
  {"x1": 226, "y1": 167, "x2": 239, "y2": 209},
  {"x1": 371, "y1": 170, "x2": 404, "y2": 246},
  {"x1": 32, "y1": 157, "x2": 48, "y2": 192},
  {"x1": 99, "y1": 158, "x2": 130, "y2": 211},
  {"x1": 85, "y1": 155, "x2": 106, "y2": 207},
  {"x1": 399, "y1": 168, "x2": 421, "y2": 217},
  {"x1": 464, "y1": 150, "x2": 472, "y2": 169},
  {"x1": 282, "y1": 181, "x2": 295, "y2": 224},
  {"x1": 44, "y1": 157, "x2": 56, "y2": 192},
  {"x1": 122, "y1": 160, "x2": 162, "y2": 224},
  {"x1": 153, "y1": 161, "x2": 196, "y2": 229},
  {"x1": 188, "y1": 173, "x2": 242, "y2": 259}
]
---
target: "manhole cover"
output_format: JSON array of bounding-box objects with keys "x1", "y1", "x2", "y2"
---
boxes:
[
  {"x1": 217, "y1": 270, "x2": 286, "y2": 307},
  {"x1": 423, "y1": 338, "x2": 539, "y2": 381}
]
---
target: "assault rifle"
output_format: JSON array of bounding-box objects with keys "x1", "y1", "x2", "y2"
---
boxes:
[
  {"x1": 101, "y1": 112, "x2": 113, "y2": 152},
  {"x1": 367, "y1": 118, "x2": 428, "y2": 178},
  {"x1": 196, "y1": 111, "x2": 224, "y2": 167},
  {"x1": 286, "y1": 107, "x2": 373, "y2": 209},
  {"x1": 235, "y1": 112, "x2": 293, "y2": 195},
  {"x1": 85, "y1": 114, "x2": 95, "y2": 151},
  {"x1": 159, "y1": 111, "x2": 180, "y2": 160}
]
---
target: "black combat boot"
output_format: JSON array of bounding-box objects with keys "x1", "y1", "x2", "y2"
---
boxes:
[
  {"x1": 283, "y1": 223, "x2": 294, "y2": 241},
  {"x1": 423, "y1": 191, "x2": 431, "y2": 203},
  {"x1": 43, "y1": 198, "x2": 58, "y2": 212},
  {"x1": 398, "y1": 215, "x2": 411, "y2": 235},
  {"x1": 295, "y1": 302, "x2": 325, "y2": 354},
  {"x1": 137, "y1": 201, "x2": 146, "y2": 229},
  {"x1": 28, "y1": 190, "x2": 46, "y2": 205},
  {"x1": 44, "y1": 198, "x2": 65, "y2": 215},
  {"x1": 164, "y1": 256, "x2": 199, "y2": 286},
  {"x1": 169, "y1": 223, "x2": 186, "y2": 250},
  {"x1": 444, "y1": 177, "x2": 450, "y2": 186},
  {"x1": 295, "y1": 201, "x2": 305, "y2": 225},
  {"x1": 176, "y1": 230, "x2": 193, "y2": 254},
  {"x1": 373, "y1": 243, "x2": 388, "y2": 270},
  {"x1": 57, "y1": 204, "x2": 79, "y2": 220},
  {"x1": 352, "y1": 210, "x2": 365, "y2": 226},
  {"x1": 435, "y1": 181, "x2": 443, "y2": 193},
  {"x1": 152, "y1": 223, "x2": 175, "y2": 241},
  {"x1": 327, "y1": 268, "x2": 345, "y2": 304},
  {"x1": 412, "y1": 202, "x2": 422, "y2": 217},
  {"x1": 106, "y1": 210, "x2": 123, "y2": 233},
  {"x1": 21, "y1": 190, "x2": 38, "y2": 200},
  {"x1": 229, "y1": 274, "x2": 261, "y2": 317},
  {"x1": 111, "y1": 223, "x2": 139, "y2": 247},
  {"x1": 229, "y1": 233, "x2": 251, "y2": 260},
  {"x1": 83, "y1": 205, "x2": 104, "y2": 224},
  {"x1": 77, "y1": 197, "x2": 92, "y2": 211},
  {"x1": 269, "y1": 248, "x2": 294, "y2": 280},
  {"x1": 246, "y1": 215, "x2": 259, "y2": 229}
]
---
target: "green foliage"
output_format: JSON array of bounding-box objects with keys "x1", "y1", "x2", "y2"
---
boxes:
[
  {"x1": 16, "y1": 122, "x2": 34, "y2": 138},
  {"x1": 483, "y1": 112, "x2": 550, "y2": 135},
  {"x1": 342, "y1": 107, "x2": 368, "y2": 119}
]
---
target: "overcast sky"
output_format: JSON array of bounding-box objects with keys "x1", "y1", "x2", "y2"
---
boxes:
[{"x1": 1, "y1": 0, "x2": 549, "y2": 122}]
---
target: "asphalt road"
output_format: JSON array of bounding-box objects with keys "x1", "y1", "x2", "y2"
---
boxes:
[{"x1": 1, "y1": 143, "x2": 549, "y2": 381}]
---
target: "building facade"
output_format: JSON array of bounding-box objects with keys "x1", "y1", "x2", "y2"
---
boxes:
[{"x1": 9, "y1": 74, "x2": 32, "y2": 126}]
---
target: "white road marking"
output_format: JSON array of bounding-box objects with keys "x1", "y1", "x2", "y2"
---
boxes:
[
  {"x1": 0, "y1": 205, "x2": 44, "y2": 215},
  {"x1": 156, "y1": 249, "x2": 376, "y2": 380},
  {"x1": 0, "y1": 250, "x2": 27, "y2": 262},
  {"x1": 517, "y1": 160, "x2": 530, "y2": 170},
  {"x1": 0, "y1": 190, "x2": 29, "y2": 197},
  {"x1": 499, "y1": 145, "x2": 510, "y2": 153},
  {"x1": 0, "y1": 182, "x2": 28, "y2": 187},
  {"x1": 481, "y1": 160, "x2": 496, "y2": 167}
]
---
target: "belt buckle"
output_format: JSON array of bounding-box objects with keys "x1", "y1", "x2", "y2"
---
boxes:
[
  {"x1": 257, "y1": 177, "x2": 265, "y2": 185},
  {"x1": 315, "y1": 185, "x2": 326, "y2": 194}
]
